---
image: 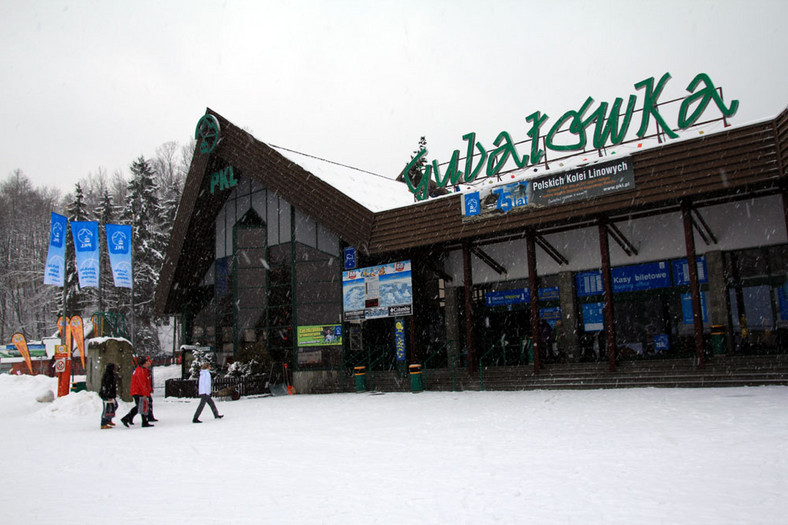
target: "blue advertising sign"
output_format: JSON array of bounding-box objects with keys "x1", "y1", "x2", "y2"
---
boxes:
[
  {"x1": 343, "y1": 246, "x2": 357, "y2": 270},
  {"x1": 70, "y1": 221, "x2": 100, "y2": 288},
  {"x1": 105, "y1": 223, "x2": 133, "y2": 288},
  {"x1": 540, "y1": 306, "x2": 562, "y2": 327},
  {"x1": 672, "y1": 257, "x2": 708, "y2": 285},
  {"x1": 779, "y1": 286, "x2": 788, "y2": 321},
  {"x1": 462, "y1": 192, "x2": 481, "y2": 217},
  {"x1": 343, "y1": 261, "x2": 413, "y2": 321},
  {"x1": 576, "y1": 261, "x2": 671, "y2": 296},
  {"x1": 43, "y1": 212, "x2": 68, "y2": 286},
  {"x1": 484, "y1": 287, "x2": 560, "y2": 307},
  {"x1": 653, "y1": 334, "x2": 670, "y2": 352},
  {"x1": 582, "y1": 302, "x2": 604, "y2": 331},
  {"x1": 395, "y1": 318, "x2": 406, "y2": 362},
  {"x1": 681, "y1": 292, "x2": 708, "y2": 324}
]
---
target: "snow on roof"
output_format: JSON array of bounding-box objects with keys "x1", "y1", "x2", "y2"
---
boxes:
[{"x1": 270, "y1": 146, "x2": 417, "y2": 212}]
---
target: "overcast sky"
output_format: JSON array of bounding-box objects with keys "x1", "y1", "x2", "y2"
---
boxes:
[{"x1": 1, "y1": 0, "x2": 787, "y2": 195}]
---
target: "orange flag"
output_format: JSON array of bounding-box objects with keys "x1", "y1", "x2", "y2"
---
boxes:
[
  {"x1": 11, "y1": 333, "x2": 33, "y2": 374},
  {"x1": 58, "y1": 316, "x2": 72, "y2": 358},
  {"x1": 70, "y1": 316, "x2": 85, "y2": 369}
]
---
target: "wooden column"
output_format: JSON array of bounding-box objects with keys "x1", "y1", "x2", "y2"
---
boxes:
[
  {"x1": 682, "y1": 199, "x2": 706, "y2": 367},
  {"x1": 526, "y1": 228, "x2": 541, "y2": 374},
  {"x1": 598, "y1": 218, "x2": 617, "y2": 372},
  {"x1": 462, "y1": 240, "x2": 475, "y2": 374}
]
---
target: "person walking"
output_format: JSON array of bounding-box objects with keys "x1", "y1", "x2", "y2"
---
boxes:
[
  {"x1": 99, "y1": 363, "x2": 118, "y2": 429},
  {"x1": 193, "y1": 362, "x2": 224, "y2": 423},
  {"x1": 121, "y1": 356, "x2": 155, "y2": 428}
]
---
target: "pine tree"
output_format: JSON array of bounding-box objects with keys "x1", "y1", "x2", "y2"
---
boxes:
[
  {"x1": 94, "y1": 191, "x2": 125, "y2": 324},
  {"x1": 122, "y1": 157, "x2": 167, "y2": 353}
]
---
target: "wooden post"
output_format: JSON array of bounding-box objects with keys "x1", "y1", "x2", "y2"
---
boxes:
[
  {"x1": 526, "y1": 228, "x2": 541, "y2": 374},
  {"x1": 462, "y1": 240, "x2": 475, "y2": 374},
  {"x1": 598, "y1": 218, "x2": 617, "y2": 372},
  {"x1": 682, "y1": 199, "x2": 706, "y2": 367}
]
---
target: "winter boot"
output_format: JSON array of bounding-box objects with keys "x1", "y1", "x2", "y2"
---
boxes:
[{"x1": 141, "y1": 416, "x2": 154, "y2": 428}]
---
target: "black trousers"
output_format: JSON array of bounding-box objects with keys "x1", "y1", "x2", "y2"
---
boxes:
[{"x1": 123, "y1": 395, "x2": 151, "y2": 424}]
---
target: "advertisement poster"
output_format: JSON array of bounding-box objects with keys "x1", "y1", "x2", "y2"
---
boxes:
[
  {"x1": 343, "y1": 260, "x2": 413, "y2": 321},
  {"x1": 395, "y1": 318, "x2": 406, "y2": 362},
  {"x1": 297, "y1": 325, "x2": 343, "y2": 347},
  {"x1": 461, "y1": 157, "x2": 634, "y2": 219}
]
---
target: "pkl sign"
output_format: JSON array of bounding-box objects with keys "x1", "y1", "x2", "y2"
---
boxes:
[
  {"x1": 210, "y1": 166, "x2": 239, "y2": 194},
  {"x1": 404, "y1": 72, "x2": 739, "y2": 200}
]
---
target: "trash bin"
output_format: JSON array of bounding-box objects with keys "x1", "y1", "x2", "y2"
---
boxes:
[
  {"x1": 409, "y1": 364, "x2": 423, "y2": 393},
  {"x1": 71, "y1": 381, "x2": 86, "y2": 393},
  {"x1": 711, "y1": 325, "x2": 726, "y2": 355},
  {"x1": 354, "y1": 366, "x2": 367, "y2": 392}
]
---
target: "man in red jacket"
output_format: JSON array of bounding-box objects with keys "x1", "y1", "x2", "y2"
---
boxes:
[{"x1": 121, "y1": 356, "x2": 154, "y2": 428}]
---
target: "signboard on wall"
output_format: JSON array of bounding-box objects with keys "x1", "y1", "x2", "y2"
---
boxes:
[
  {"x1": 484, "y1": 286, "x2": 560, "y2": 307},
  {"x1": 343, "y1": 260, "x2": 413, "y2": 321},
  {"x1": 672, "y1": 257, "x2": 708, "y2": 285},
  {"x1": 681, "y1": 292, "x2": 708, "y2": 324},
  {"x1": 582, "y1": 302, "x2": 605, "y2": 331},
  {"x1": 576, "y1": 261, "x2": 671, "y2": 296},
  {"x1": 460, "y1": 157, "x2": 634, "y2": 220},
  {"x1": 297, "y1": 325, "x2": 343, "y2": 347}
]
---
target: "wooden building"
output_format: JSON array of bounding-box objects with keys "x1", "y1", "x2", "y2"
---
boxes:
[{"x1": 155, "y1": 103, "x2": 788, "y2": 393}]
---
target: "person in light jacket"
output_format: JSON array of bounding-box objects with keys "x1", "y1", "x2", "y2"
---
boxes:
[{"x1": 193, "y1": 362, "x2": 224, "y2": 423}]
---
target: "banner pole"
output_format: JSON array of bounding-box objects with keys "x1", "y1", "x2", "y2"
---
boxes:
[
  {"x1": 130, "y1": 225, "x2": 135, "y2": 351},
  {"x1": 98, "y1": 221, "x2": 104, "y2": 320}
]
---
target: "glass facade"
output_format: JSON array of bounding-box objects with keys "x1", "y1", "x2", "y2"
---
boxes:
[{"x1": 184, "y1": 176, "x2": 342, "y2": 369}]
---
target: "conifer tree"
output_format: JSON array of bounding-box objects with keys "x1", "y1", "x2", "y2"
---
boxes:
[
  {"x1": 122, "y1": 157, "x2": 167, "y2": 353},
  {"x1": 94, "y1": 190, "x2": 126, "y2": 325},
  {"x1": 62, "y1": 183, "x2": 91, "y2": 318}
]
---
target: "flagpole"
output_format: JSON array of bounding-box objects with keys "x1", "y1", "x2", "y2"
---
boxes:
[
  {"x1": 98, "y1": 221, "x2": 104, "y2": 322},
  {"x1": 130, "y1": 222, "x2": 135, "y2": 351}
]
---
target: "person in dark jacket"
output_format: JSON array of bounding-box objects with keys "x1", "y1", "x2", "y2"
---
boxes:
[
  {"x1": 99, "y1": 363, "x2": 118, "y2": 429},
  {"x1": 121, "y1": 356, "x2": 154, "y2": 428}
]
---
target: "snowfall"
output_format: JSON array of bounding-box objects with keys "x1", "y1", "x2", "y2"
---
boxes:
[{"x1": 1, "y1": 367, "x2": 787, "y2": 525}]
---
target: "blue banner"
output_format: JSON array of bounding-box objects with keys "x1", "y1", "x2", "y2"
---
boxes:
[
  {"x1": 43, "y1": 212, "x2": 68, "y2": 286},
  {"x1": 71, "y1": 221, "x2": 100, "y2": 288},
  {"x1": 105, "y1": 223, "x2": 133, "y2": 288},
  {"x1": 395, "y1": 318, "x2": 406, "y2": 362},
  {"x1": 681, "y1": 292, "x2": 708, "y2": 324}
]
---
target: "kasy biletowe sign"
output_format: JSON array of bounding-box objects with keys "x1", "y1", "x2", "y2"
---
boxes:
[{"x1": 404, "y1": 72, "x2": 739, "y2": 202}]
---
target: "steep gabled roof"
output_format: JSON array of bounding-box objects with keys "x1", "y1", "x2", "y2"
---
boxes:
[{"x1": 155, "y1": 109, "x2": 397, "y2": 314}]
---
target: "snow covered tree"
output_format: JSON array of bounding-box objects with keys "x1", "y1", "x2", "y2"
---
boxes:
[
  {"x1": 122, "y1": 157, "x2": 168, "y2": 354},
  {"x1": 189, "y1": 345, "x2": 216, "y2": 379},
  {"x1": 61, "y1": 183, "x2": 93, "y2": 319},
  {"x1": 0, "y1": 171, "x2": 61, "y2": 340},
  {"x1": 94, "y1": 190, "x2": 126, "y2": 319}
]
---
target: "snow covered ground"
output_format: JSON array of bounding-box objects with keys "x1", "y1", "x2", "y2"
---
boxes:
[{"x1": 1, "y1": 365, "x2": 787, "y2": 524}]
